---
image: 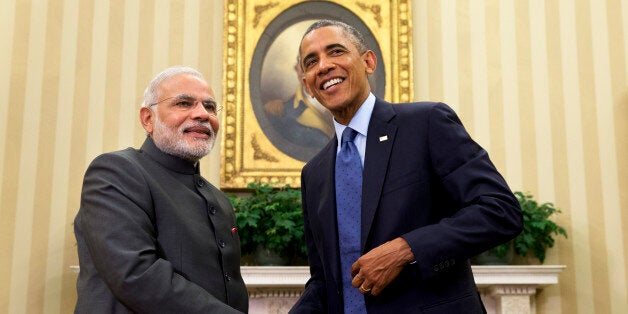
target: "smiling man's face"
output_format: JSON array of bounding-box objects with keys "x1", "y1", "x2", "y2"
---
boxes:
[
  {"x1": 141, "y1": 74, "x2": 219, "y2": 162},
  {"x1": 300, "y1": 25, "x2": 376, "y2": 125}
]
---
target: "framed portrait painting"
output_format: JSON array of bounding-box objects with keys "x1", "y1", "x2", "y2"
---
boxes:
[{"x1": 221, "y1": 0, "x2": 413, "y2": 189}]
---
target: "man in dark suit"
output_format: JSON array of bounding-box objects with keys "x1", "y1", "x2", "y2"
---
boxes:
[
  {"x1": 73, "y1": 66, "x2": 248, "y2": 313},
  {"x1": 290, "y1": 20, "x2": 523, "y2": 313}
]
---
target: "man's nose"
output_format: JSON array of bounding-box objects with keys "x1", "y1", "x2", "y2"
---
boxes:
[
  {"x1": 317, "y1": 56, "x2": 335, "y2": 74},
  {"x1": 190, "y1": 101, "x2": 211, "y2": 119}
]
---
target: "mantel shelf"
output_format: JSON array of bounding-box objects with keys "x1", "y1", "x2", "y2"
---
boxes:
[
  {"x1": 240, "y1": 265, "x2": 565, "y2": 314},
  {"x1": 241, "y1": 265, "x2": 565, "y2": 288}
]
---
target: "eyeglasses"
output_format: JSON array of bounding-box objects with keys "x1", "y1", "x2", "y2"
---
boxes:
[{"x1": 148, "y1": 94, "x2": 223, "y2": 115}]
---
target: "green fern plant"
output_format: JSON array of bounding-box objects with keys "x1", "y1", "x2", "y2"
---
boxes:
[
  {"x1": 490, "y1": 191, "x2": 568, "y2": 263},
  {"x1": 228, "y1": 182, "x2": 307, "y2": 264}
]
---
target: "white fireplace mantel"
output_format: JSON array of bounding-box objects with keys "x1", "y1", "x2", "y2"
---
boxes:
[
  {"x1": 242, "y1": 265, "x2": 565, "y2": 314},
  {"x1": 71, "y1": 264, "x2": 565, "y2": 313}
]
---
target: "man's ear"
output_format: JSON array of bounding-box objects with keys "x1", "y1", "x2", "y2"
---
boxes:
[
  {"x1": 302, "y1": 76, "x2": 314, "y2": 97},
  {"x1": 140, "y1": 107, "x2": 155, "y2": 135},
  {"x1": 362, "y1": 50, "x2": 377, "y2": 75}
]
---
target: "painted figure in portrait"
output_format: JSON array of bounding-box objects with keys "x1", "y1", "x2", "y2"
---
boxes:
[{"x1": 250, "y1": 3, "x2": 386, "y2": 162}]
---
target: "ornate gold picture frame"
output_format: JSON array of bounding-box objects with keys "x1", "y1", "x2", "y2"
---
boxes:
[{"x1": 221, "y1": 0, "x2": 413, "y2": 189}]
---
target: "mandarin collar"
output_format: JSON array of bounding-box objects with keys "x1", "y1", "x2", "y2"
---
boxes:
[{"x1": 140, "y1": 136, "x2": 199, "y2": 175}]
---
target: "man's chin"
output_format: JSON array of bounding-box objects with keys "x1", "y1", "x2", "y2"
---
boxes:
[
  {"x1": 154, "y1": 138, "x2": 213, "y2": 162},
  {"x1": 187, "y1": 138, "x2": 214, "y2": 151},
  {"x1": 187, "y1": 139, "x2": 215, "y2": 158}
]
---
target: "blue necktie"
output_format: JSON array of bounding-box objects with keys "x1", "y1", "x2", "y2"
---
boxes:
[{"x1": 335, "y1": 127, "x2": 366, "y2": 313}]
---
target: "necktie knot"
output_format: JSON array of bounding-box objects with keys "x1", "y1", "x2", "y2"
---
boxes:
[{"x1": 342, "y1": 127, "x2": 358, "y2": 144}]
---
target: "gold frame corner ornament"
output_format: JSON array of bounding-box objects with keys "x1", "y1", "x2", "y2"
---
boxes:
[{"x1": 221, "y1": 0, "x2": 413, "y2": 189}]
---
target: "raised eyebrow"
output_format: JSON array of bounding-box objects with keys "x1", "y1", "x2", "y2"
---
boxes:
[
  {"x1": 173, "y1": 94, "x2": 215, "y2": 103},
  {"x1": 325, "y1": 43, "x2": 348, "y2": 52},
  {"x1": 302, "y1": 43, "x2": 349, "y2": 66},
  {"x1": 173, "y1": 94, "x2": 194, "y2": 101},
  {"x1": 202, "y1": 98, "x2": 217, "y2": 104}
]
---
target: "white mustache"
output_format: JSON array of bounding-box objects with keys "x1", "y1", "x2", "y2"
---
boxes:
[{"x1": 180, "y1": 122, "x2": 215, "y2": 137}]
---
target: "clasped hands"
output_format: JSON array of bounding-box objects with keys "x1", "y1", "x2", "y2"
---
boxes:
[{"x1": 350, "y1": 237, "x2": 415, "y2": 296}]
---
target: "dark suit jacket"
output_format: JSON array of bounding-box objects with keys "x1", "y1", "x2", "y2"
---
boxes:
[
  {"x1": 74, "y1": 137, "x2": 248, "y2": 313},
  {"x1": 291, "y1": 99, "x2": 522, "y2": 313}
]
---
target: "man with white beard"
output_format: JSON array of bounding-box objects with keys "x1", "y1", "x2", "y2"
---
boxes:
[{"x1": 73, "y1": 66, "x2": 248, "y2": 313}]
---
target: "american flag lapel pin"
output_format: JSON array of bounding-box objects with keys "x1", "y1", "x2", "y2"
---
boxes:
[{"x1": 379, "y1": 135, "x2": 388, "y2": 142}]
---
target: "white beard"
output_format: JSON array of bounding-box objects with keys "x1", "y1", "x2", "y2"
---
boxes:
[{"x1": 152, "y1": 116, "x2": 215, "y2": 163}]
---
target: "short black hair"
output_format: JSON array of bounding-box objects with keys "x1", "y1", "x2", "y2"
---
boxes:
[{"x1": 300, "y1": 19, "x2": 369, "y2": 55}]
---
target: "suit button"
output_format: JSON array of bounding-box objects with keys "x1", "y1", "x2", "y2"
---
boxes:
[
  {"x1": 209, "y1": 206, "x2": 216, "y2": 215},
  {"x1": 218, "y1": 239, "x2": 226, "y2": 248},
  {"x1": 197, "y1": 179, "x2": 205, "y2": 187},
  {"x1": 225, "y1": 273, "x2": 231, "y2": 281}
]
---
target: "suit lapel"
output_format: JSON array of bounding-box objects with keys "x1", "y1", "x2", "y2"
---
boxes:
[
  {"x1": 311, "y1": 138, "x2": 343, "y2": 286},
  {"x1": 361, "y1": 99, "x2": 397, "y2": 250}
]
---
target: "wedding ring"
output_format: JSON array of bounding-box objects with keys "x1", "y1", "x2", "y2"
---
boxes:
[{"x1": 359, "y1": 286, "x2": 371, "y2": 293}]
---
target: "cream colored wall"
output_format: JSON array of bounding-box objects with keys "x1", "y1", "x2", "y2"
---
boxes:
[
  {"x1": 0, "y1": 0, "x2": 224, "y2": 313},
  {"x1": 0, "y1": 0, "x2": 626, "y2": 313},
  {"x1": 412, "y1": 1, "x2": 628, "y2": 313}
]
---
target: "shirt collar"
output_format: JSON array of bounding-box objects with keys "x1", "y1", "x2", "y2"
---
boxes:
[{"x1": 333, "y1": 92, "x2": 375, "y2": 143}]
